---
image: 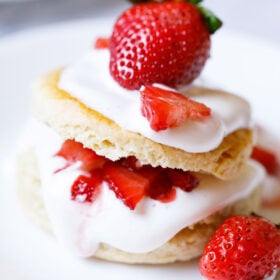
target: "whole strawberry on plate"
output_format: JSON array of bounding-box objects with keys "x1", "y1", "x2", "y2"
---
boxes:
[
  {"x1": 110, "y1": 0, "x2": 222, "y2": 90},
  {"x1": 199, "y1": 215, "x2": 280, "y2": 280}
]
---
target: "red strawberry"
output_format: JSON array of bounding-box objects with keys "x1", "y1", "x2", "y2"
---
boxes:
[
  {"x1": 109, "y1": 2, "x2": 221, "y2": 90},
  {"x1": 71, "y1": 172, "x2": 103, "y2": 203},
  {"x1": 118, "y1": 156, "x2": 141, "y2": 171},
  {"x1": 167, "y1": 169, "x2": 199, "y2": 192},
  {"x1": 140, "y1": 85, "x2": 211, "y2": 131},
  {"x1": 57, "y1": 139, "x2": 200, "y2": 207},
  {"x1": 104, "y1": 163, "x2": 149, "y2": 210},
  {"x1": 139, "y1": 166, "x2": 174, "y2": 202},
  {"x1": 199, "y1": 215, "x2": 280, "y2": 280},
  {"x1": 94, "y1": 37, "x2": 110, "y2": 49},
  {"x1": 251, "y1": 145, "x2": 279, "y2": 175},
  {"x1": 56, "y1": 139, "x2": 108, "y2": 171},
  {"x1": 138, "y1": 165, "x2": 199, "y2": 203},
  {"x1": 151, "y1": 186, "x2": 177, "y2": 203}
]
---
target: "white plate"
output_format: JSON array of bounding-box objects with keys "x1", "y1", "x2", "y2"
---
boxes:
[{"x1": 0, "y1": 18, "x2": 280, "y2": 280}]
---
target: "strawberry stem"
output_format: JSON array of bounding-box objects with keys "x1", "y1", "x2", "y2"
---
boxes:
[{"x1": 198, "y1": 6, "x2": 222, "y2": 34}]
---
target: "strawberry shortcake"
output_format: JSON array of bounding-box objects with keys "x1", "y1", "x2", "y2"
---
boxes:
[{"x1": 17, "y1": 1, "x2": 265, "y2": 264}]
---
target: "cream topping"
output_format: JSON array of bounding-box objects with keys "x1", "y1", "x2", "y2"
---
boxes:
[
  {"x1": 255, "y1": 125, "x2": 280, "y2": 203},
  {"x1": 34, "y1": 121, "x2": 264, "y2": 256},
  {"x1": 58, "y1": 50, "x2": 251, "y2": 153}
]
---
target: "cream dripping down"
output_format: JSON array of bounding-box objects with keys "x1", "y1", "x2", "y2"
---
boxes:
[{"x1": 58, "y1": 49, "x2": 251, "y2": 153}]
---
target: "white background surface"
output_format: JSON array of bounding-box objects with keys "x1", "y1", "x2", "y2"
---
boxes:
[
  {"x1": 0, "y1": 0, "x2": 280, "y2": 44},
  {"x1": 0, "y1": 1, "x2": 280, "y2": 279}
]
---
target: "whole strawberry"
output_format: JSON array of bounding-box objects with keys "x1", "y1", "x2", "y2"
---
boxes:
[
  {"x1": 199, "y1": 215, "x2": 280, "y2": 280},
  {"x1": 109, "y1": 1, "x2": 221, "y2": 90}
]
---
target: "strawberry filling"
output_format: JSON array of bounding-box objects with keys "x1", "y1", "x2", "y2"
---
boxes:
[
  {"x1": 71, "y1": 172, "x2": 102, "y2": 203},
  {"x1": 251, "y1": 145, "x2": 279, "y2": 176},
  {"x1": 55, "y1": 139, "x2": 199, "y2": 210},
  {"x1": 55, "y1": 139, "x2": 108, "y2": 172}
]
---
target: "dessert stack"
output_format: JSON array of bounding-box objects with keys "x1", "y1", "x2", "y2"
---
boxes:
[{"x1": 17, "y1": 1, "x2": 280, "y2": 279}]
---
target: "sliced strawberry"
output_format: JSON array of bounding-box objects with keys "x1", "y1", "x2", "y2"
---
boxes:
[
  {"x1": 58, "y1": 142, "x2": 200, "y2": 208},
  {"x1": 140, "y1": 85, "x2": 211, "y2": 131},
  {"x1": 71, "y1": 172, "x2": 103, "y2": 203},
  {"x1": 139, "y1": 166, "x2": 174, "y2": 202},
  {"x1": 56, "y1": 139, "x2": 108, "y2": 171},
  {"x1": 251, "y1": 145, "x2": 279, "y2": 175},
  {"x1": 56, "y1": 139, "x2": 82, "y2": 161},
  {"x1": 94, "y1": 37, "x2": 110, "y2": 49},
  {"x1": 118, "y1": 156, "x2": 141, "y2": 171},
  {"x1": 155, "y1": 187, "x2": 177, "y2": 203},
  {"x1": 148, "y1": 176, "x2": 176, "y2": 203},
  {"x1": 138, "y1": 165, "x2": 162, "y2": 185},
  {"x1": 104, "y1": 163, "x2": 149, "y2": 210},
  {"x1": 78, "y1": 147, "x2": 108, "y2": 172},
  {"x1": 167, "y1": 169, "x2": 199, "y2": 192}
]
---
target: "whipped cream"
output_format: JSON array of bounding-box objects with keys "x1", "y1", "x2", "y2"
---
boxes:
[
  {"x1": 255, "y1": 125, "x2": 280, "y2": 205},
  {"x1": 58, "y1": 50, "x2": 252, "y2": 153},
  {"x1": 34, "y1": 121, "x2": 264, "y2": 256}
]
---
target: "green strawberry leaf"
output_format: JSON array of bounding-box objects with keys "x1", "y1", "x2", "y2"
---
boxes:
[
  {"x1": 187, "y1": 0, "x2": 204, "y2": 4},
  {"x1": 198, "y1": 6, "x2": 223, "y2": 34}
]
